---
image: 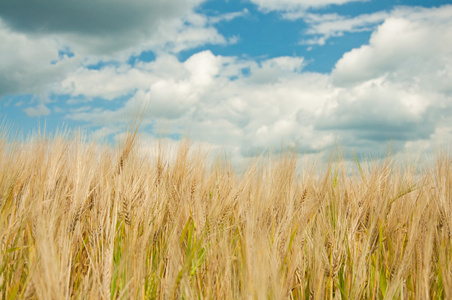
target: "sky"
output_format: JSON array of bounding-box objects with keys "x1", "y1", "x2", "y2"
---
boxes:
[{"x1": 1, "y1": 0, "x2": 452, "y2": 162}]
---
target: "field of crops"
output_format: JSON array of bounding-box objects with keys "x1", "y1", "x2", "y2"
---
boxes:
[{"x1": 1, "y1": 126, "x2": 451, "y2": 299}]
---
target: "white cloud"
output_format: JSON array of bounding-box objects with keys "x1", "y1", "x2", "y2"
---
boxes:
[
  {"x1": 249, "y1": 0, "x2": 365, "y2": 13},
  {"x1": 297, "y1": 11, "x2": 388, "y2": 45},
  {"x1": 144, "y1": 9, "x2": 246, "y2": 54},
  {"x1": 65, "y1": 51, "x2": 336, "y2": 155},
  {"x1": 184, "y1": 50, "x2": 221, "y2": 86},
  {"x1": 247, "y1": 56, "x2": 305, "y2": 84},
  {"x1": 24, "y1": 103, "x2": 51, "y2": 117},
  {"x1": 332, "y1": 7, "x2": 452, "y2": 88},
  {"x1": 3, "y1": 2, "x2": 450, "y2": 164},
  {"x1": 318, "y1": 6, "x2": 452, "y2": 154},
  {"x1": 62, "y1": 5, "x2": 452, "y2": 161},
  {"x1": 0, "y1": 19, "x2": 78, "y2": 97},
  {"x1": 59, "y1": 50, "x2": 221, "y2": 106},
  {"x1": 57, "y1": 66, "x2": 155, "y2": 100},
  {"x1": 208, "y1": 9, "x2": 250, "y2": 24},
  {"x1": 147, "y1": 12, "x2": 230, "y2": 54},
  {"x1": 297, "y1": 5, "x2": 452, "y2": 49},
  {"x1": 0, "y1": 1, "x2": 237, "y2": 101}
]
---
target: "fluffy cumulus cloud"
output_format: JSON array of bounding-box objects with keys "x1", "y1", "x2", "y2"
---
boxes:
[
  {"x1": 325, "y1": 6, "x2": 452, "y2": 154},
  {"x1": 57, "y1": 66, "x2": 155, "y2": 100},
  {"x1": 2, "y1": 2, "x2": 452, "y2": 162},
  {"x1": 0, "y1": 19, "x2": 77, "y2": 97},
  {"x1": 0, "y1": 0, "x2": 234, "y2": 100},
  {"x1": 332, "y1": 8, "x2": 452, "y2": 87},
  {"x1": 65, "y1": 51, "x2": 338, "y2": 155},
  {"x1": 63, "y1": 5, "x2": 452, "y2": 160},
  {"x1": 315, "y1": 79, "x2": 437, "y2": 154}
]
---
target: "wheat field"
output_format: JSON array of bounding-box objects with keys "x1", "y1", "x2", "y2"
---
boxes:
[{"x1": 0, "y1": 124, "x2": 451, "y2": 299}]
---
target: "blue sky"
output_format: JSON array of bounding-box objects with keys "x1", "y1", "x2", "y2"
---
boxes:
[{"x1": 1, "y1": 0, "x2": 452, "y2": 160}]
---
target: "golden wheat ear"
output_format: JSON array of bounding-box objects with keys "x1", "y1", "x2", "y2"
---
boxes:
[{"x1": 115, "y1": 106, "x2": 148, "y2": 175}]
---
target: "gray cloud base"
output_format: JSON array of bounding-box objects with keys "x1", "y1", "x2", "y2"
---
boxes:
[
  {"x1": 0, "y1": 0, "x2": 205, "y2": 55},
  {"x1": 0, "y1": 0, "x2": 193, "y2": 35}
]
